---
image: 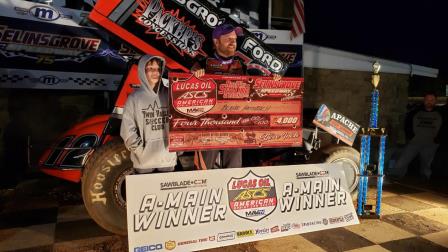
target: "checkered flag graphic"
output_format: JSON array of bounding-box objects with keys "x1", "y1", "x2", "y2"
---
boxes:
[
  {"x1": 0, "y1": 74, "x2": 30, "y2": 83},
  {"x1": 56, "y1": 52, "x2": 92, "y2": 63},
  {"x1": 68, "y1": 77, "x2": 107, "y2": 86}
]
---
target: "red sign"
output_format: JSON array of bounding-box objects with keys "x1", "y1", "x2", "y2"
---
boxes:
[{"x1": 169, "y1": 73, "x2": 304, "y2": 151}]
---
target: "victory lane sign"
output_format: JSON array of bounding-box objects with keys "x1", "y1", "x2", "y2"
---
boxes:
[{"x1": 168, "y1": 73, "x2": 304, "y2": 151}]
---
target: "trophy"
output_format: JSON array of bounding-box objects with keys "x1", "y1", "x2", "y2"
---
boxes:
[{"x1": 357, "y1": 62, "x2": 387, "y2": 218}]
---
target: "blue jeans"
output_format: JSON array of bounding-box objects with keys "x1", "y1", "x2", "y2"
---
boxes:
[{"x1": 389, "y1": 142, "x2": 439, "y2": 179}]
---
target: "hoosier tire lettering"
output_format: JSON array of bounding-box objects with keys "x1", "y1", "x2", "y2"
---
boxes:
[
  {"x1": 81, "y1": 139, "x2": 134, "y2": 235},
  {"x1": 89, "y1": 150, "x2": 127, "y2": 205}
]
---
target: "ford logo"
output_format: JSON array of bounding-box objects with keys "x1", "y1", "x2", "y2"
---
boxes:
[
  {"x1": 29, "y1": 6, "x2": 60, "y2": 21},
  {"x1": 39, "y1": 75, "x2": 61, "y2": 85}
]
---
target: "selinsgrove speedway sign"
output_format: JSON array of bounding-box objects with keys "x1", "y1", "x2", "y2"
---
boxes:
[
  {"x1": 0, "y1": 0, "x2": 128, "y2": 90},
  {"x1": 126, "y1": 163, "x2": 359, "y2": 251}
]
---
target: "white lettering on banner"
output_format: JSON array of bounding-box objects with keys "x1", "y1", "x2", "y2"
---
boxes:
[
  {"x1": 280, "y1": 178, "x2": 346, "y2": 212},
  {"x1": 133, "y1": 188, "x2": 227, "y2": 231},
  {"x1": 126, "y1": 164, "x2": 359, "y2": 251}
]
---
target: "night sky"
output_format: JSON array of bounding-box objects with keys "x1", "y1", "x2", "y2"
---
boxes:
[{"x1": 304, "y1": 0, "x2": 448, "y2": 79}]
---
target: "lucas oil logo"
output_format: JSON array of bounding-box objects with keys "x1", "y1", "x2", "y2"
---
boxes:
[
  {"x1": 171, "y1": 75, "x2": 217, "y2": 118},
  {"x1": 133, "y1": 0, "x2": 206, "y2": 58},
  {"x1": 227, "y1": 171, "x2": 277, "y2": 221}
]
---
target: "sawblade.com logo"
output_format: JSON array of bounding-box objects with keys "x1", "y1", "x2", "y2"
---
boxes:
[
  {"x1": 171, "y1": 75, "x2": 217, "y2": 118},
  {"x1": 133, "y1": 0, "x2": 206, "y2": 58},
  {"x1": 227, "y1": 171, "x2": 277, "y2": 222}
]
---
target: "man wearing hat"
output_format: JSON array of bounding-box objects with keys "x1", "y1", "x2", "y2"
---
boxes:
[
  {"x1": 191, "y1": 23, "x2": 280, "y2": 170},
  {"x1": 192, "y1": 23, "x2": 246, "y2": 77}
]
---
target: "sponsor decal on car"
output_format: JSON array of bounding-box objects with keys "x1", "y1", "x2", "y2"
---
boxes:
[
  {"x1": 133, "y1": 0, "x2": 207, "y2": 58},
  {"x1": 28, "y1": 5, "x2": 60, "y2": 21}
]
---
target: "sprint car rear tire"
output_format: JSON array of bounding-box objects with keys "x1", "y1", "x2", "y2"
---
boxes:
[
  {"x1": 81, "y1": 139, "x2": 133, "y2": 235},
  {"x1": 308, "y1": 145, "x2": 360, "y2": 199}
]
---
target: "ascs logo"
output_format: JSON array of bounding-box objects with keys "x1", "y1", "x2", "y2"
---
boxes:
[{"x1": 29, "y1": 5, "x2": 60, "y2": 21}]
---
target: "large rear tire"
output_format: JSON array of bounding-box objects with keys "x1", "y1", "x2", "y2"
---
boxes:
[
  {"x1": 81, "y1": 139, "x2": 133, "y2": 235},
  {"x1": 309, "y1": 145, "x2": 360, "y2": 198}
]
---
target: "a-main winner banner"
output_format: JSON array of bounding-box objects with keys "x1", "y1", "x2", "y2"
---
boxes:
[
  {"x1": 168, "y1": 73, "x2": 304, "y2": 151},
  {"x1": 126, "y1": 163, "x2": 359, "y2": 252}
]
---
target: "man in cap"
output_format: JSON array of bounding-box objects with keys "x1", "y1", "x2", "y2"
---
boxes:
[{"x1": 191, "y1": 23, "x2": 280, "y2": 170}]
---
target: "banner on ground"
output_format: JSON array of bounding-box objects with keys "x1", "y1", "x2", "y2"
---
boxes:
[
  {"x1": 313, "y1": 104, "x2": 361, "y2": 146},
  {"x1": 89, "y1": 0, "x2": 289, "y2": 75},
  {"x1": 0, "y1": 0, "x2": 131, "y2": 90},
  {"x1": 126, "y1": 163, "x2": 359, "y2": 252},
  {"x1": 168, "y1": 72, "x2": 304, "y2": 151}
]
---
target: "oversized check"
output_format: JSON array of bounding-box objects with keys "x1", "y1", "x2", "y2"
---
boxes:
[{"x1": 168, "y1": 73, "x2": 304, "y2": 151}]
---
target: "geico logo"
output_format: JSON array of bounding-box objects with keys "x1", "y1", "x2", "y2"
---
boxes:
[
  {"x1": 178, "y1": 91, "x2": 211, "y2": 99},
  {"x1": 233, "y1": 188, "x2": 270, "y2": 201},
  {"x1": 29, "y1": 6, "x2": 60, "y2": 21},
  {"x1": 134, "y1": 244, "x2": 163, "y2": 252}
]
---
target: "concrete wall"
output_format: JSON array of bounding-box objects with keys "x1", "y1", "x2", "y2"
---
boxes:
[{"x1": 304, "y1": 68, "x2": 410, "y2": 146}]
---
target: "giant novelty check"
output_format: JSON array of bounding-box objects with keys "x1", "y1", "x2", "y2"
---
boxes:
[{"x1": 168, "y1": 73, "x2": 304, "y2": 151}]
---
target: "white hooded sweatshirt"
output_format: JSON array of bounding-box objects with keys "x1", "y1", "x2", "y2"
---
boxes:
[{"x1": 120, "y1": 55, "x2": 177, "y2": 173}]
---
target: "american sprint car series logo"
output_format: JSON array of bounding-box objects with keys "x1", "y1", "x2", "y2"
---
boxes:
[
  {"x1": 227, "y1": 171, "x2": 277, "y2": 222},
  {"x1": 133, "y1": 0, "x2": 207, "y2": 58},
  {"x1": 171, "y1": 75, "x2": 217, "y2": 117}
]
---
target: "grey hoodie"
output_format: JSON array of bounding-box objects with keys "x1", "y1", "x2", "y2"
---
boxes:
[{"x1": 120, "y1": 55, "x2": 177, "y2": 173}]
